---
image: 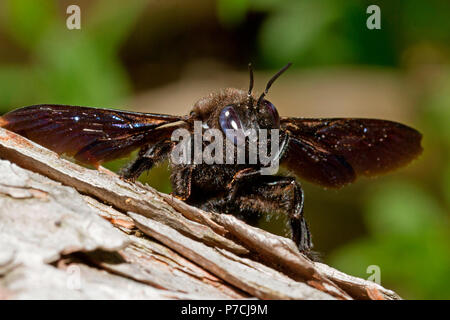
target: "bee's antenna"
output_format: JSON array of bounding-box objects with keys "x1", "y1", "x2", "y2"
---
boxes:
[{"x1": 257, "y1": 62, "x2": 292, "y2": 106}]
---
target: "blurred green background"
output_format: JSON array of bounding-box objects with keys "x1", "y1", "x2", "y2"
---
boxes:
[{"x1": 0, "y1": 0, "x2": 448, "y2": 299}]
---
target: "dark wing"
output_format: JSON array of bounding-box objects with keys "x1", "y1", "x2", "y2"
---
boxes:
[
  {"x1": 281, "y1": 117, "x2": 423, "y2": 188},
  {"x1": 1, "y1": 104, "x2": 184, "y2": 166}
]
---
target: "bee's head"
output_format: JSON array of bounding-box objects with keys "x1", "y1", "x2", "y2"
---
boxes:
[{"x1": 190, "y1": 63, "x2": 291, "y2": 146}]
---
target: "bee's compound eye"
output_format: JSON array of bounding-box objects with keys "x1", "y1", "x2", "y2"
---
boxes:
[
  {"x1": 219, "y1": 105, "x2": 245, "y2": 145},
  {"x1": 262, "y1": 99, "x2": 280, "y2": 127}
]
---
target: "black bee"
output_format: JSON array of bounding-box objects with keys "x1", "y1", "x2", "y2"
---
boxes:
[{"x1": 0, "y1": 63, "x2": 423, "y2": 253}]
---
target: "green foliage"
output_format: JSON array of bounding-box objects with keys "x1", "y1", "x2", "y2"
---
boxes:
[
  {"x1": 249, "y1": 0, "x2": 398, "y2": 67},
  {"x1": 444, "y1": 165, "x2": 450, "y2": 209},
  {"x1": 0, "y1": 0, "x2": 146, "y2": 111},
  {"x1": 218, "y1": 0, "x2": 450, "y2": 68},
  {"x1": 217, "y1": 0, "x2": 249, "y2": 27},
  {"x1": 423, "y1": 69, "x2": 450, "y2": 149},
  {"x1": 330, "y1": 181, "x2": 450, "y2": 299},
  {"x1": 331, "y1": 67, "x2": 450, "y2": 299},
  {"x1": 1, "y1": 0, "x2": 56, "y2": 50}
]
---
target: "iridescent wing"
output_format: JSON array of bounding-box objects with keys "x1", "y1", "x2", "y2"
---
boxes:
[
  {"x1": 1, "y1": 104, "x2": 184, "y2": 166},
  {"x1": 281, "y1": 117, "x2": 423, "y2": 188}
]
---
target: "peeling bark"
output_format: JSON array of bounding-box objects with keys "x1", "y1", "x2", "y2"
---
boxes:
[{"x1": 0, "y1": 127, "x2": 401, "y2": 300}]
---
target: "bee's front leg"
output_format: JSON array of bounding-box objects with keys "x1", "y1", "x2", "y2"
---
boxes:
[{"x1": 119, "y1": 140, "x2": 172, "y2": 182}]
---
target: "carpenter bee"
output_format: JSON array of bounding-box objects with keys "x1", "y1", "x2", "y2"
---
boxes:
[{"x1": 0, "y1": 63, "x2": 423, "y2": 253}]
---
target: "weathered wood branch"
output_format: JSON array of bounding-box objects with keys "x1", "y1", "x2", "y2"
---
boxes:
[{"x1": 0, "y1": 127, "x2": 401, "y2": 300}]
